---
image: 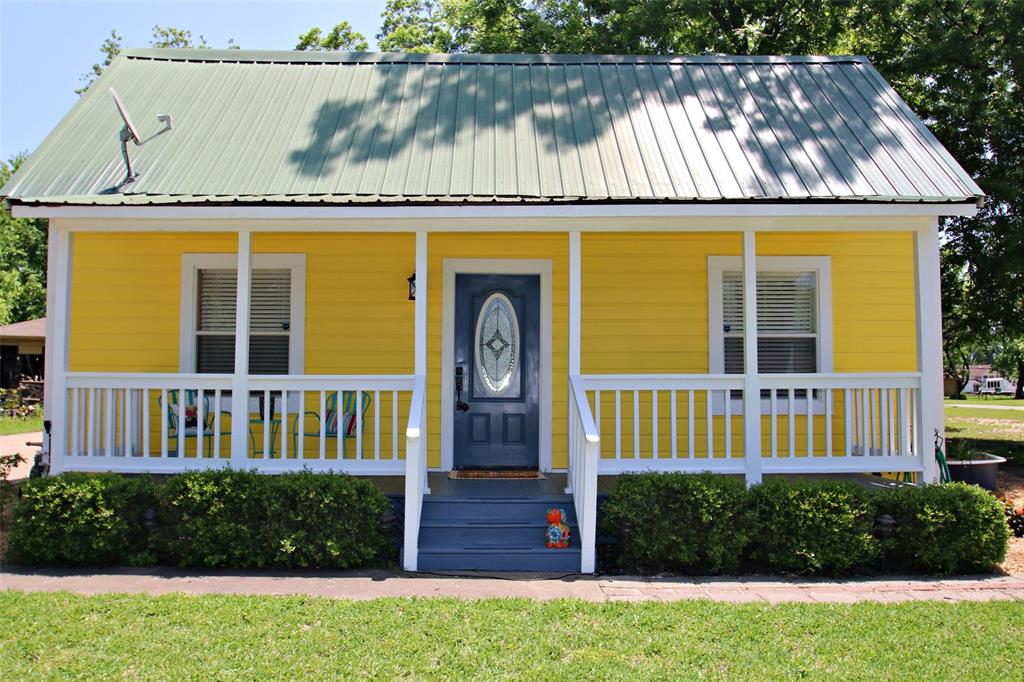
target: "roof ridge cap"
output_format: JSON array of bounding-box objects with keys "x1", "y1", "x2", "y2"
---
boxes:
[{"x1": 120, "y1": 48, "x2": 870, "y2": 66}]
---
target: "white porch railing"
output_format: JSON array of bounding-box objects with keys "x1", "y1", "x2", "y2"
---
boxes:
[
  {"x1": 58, "y1": 372, "x2": 415, "y2": 474},
  {"x1": 567, "y1": 375, "x2": 599, "y2": 574},
  {"x1": 571, "y1": 372, "x2": 924, "y2": 475},
  {"x1": 759, "y1": 373, "x2": 922, "y2": 473},
  {"x1": 576, "y1": 374, "x2": 747, "y2": 474},
  {"x1": 402, "y1": 375, "x2": 428, "y2": 571}
]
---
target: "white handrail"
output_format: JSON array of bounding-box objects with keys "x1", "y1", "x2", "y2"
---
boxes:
[
  {"x1": 403, "y1": 375, "x2": 427, "y2": 571},
  {"x1": 568, "y1": 374, "x2": 600, "y2": 573},
  {"x1": 573, "y1": 372, "x2": 925, "y2": 480}
]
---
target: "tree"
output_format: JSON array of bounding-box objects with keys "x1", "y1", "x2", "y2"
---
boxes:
[
  {"x1": 296, "y1": 22, "x2": 369, "y2": 51},
  {"x1": 377, "y1": 0, "x2": 454, "y2": 52},
  {"x1": 77, "y1": 25, "x2": 239, "y2": 93},
  {"x1": 992, "y1": 339, "x2": 1024, "y2": 399},
  {"x1": 941, "y1": 248, "x2": 986, "y2": 398},
  {"x1": 0, "y1": 156, "x2": 48, "y2": 325}
]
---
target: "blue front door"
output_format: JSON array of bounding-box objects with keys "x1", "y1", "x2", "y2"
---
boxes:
[{"x1": 453, "y1": 274, "x2": 540, "y2": 469}]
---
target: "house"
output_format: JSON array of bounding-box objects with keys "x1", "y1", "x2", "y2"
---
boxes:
[
  {"x1": 0, "y1": 316, "x2": 45, "y2": 390},
  {"x1": 0, "y1": 50, "x2": 984, "y2": 572},
  {"x1": 945, "y1": 364, "x2": 1016, "y2": 396}
]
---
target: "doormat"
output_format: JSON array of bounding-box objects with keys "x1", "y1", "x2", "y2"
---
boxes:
[{"x1": 448, "y1": 470, "x2": 546, "y2": 480}]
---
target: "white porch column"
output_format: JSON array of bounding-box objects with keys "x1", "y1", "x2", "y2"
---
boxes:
[
  {"x1": 229, "y1": 231, "x2": 252, "y2": 464},
  {"x1": 569, "y1": 231, "x2": 581, "y2": 376},
  {"x1": 414, "y1": 231, "x2": 428, "y2": 492},
  {"x1": 914, "y1": 219, "x2": 943, "y2": 483},
  {"x1": 44, "y1": 221, "x2": 72, "y2": 473},
  {"x1": 742, "y1": 231, "x2": 762, "y2": 486}
]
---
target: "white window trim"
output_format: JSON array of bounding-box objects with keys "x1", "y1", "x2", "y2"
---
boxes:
[
  {"x1": 708, "y1": 255, "x2": 832, "y2": 414},
  {"x1": 180, "y1": 253, "x2": 305, "y2": 374}
]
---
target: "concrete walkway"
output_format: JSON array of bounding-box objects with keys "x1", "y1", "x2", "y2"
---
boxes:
[
  {"x1": 0, "y1": 431, "x2": 41, "y2": 481},
  {"x1": 945, "y1": 402, "x2": 1024, "y2": 411},
  {"x1": 2, "y1": 569, "x2": 1021, "y2": 603}
]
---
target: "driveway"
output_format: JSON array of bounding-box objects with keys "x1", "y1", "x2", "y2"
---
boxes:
[{"x1": 0, "y1": 432, "x2": 42, "y2": 481}]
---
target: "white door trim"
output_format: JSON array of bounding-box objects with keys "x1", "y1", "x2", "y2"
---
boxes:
[{"x1": 440, "y1": 258, "x2": 554, "y2": 472}]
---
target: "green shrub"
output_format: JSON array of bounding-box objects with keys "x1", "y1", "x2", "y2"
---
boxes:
[
  {"x1": 877, "y1": 483, "x2": 1010, "y2": 574},
  {"x1": 747, "y1": 479, "x2": 880, "y2": 575},
  {"x1": 153, "y1": 470, "x2": 394, "y2": 569},
  {"x1": 599, "y1": 473, "x2": 752, "y2": 574},
  {"x1": 6, "y1": 473, "x2": 157, "y2": 566}
]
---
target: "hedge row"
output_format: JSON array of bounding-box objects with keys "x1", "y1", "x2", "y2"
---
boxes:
[
  {"x1": 5, "y1": 470, "x2": 396, "y2": 569},
  {"x1": 600, "y1": 474, "x2": 1010, "y2": 576}
]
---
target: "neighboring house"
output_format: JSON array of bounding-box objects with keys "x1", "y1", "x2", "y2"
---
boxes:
[
  {"x1": 0, "y1": 317, "x2": 45, "y2": 389},
  {"x1": 946, "y1": 364, "x2": 1016, "y2": 396},
  {"x1": 972, "y1": 373, "x2": 1016, "y2": 395},
  {"x1": 0, "y1": 50, "x2": 983, "y2": 572}
]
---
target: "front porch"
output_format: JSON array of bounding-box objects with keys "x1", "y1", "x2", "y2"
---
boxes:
[{"x1": 41, "y1": 219, "x2": 946, "y2": 573}]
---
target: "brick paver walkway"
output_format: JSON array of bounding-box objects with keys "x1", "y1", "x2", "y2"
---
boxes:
[{"x1": 2, "y1": 569, "x2": 1021, "y2": 603}]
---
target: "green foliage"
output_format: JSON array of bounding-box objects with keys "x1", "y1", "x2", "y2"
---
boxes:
[
  {"x1": 78, "y1": 25, "x2": 239, "y2": 94},
  {"x1": 377, "y1": 0, "x2": 454, "y2": 52},
  {"x1": 296, "y1": 22, "x2": 369, "y2": 51},
  {"x1": 5, "y1": 471, "x2": 395, "y2": 569},
  {"x1": 6, "y1": 473, "x2": 157, "y2": 566},
  {"x1": 599, "y1": 473, "x2": 751, "y2": 574},
  {"x1": 991, "y1": 338, "x2": 1024, "y2": 399},
  {"x1": 998, "y1": 496, "x2": 1024, "y2": 538},
  {"x1": 746, "y1": 479, "x2": 880, "y2": 575},
  {"x1": 602, "y1": 474, "x2": 1010, "y2": 575},
  {"x1": 877, "y1": 482, "x2": 1010, "y2": 574},
  {"x1": 0, "y1": 155, "x2": 47, "y2": 325},
  {"x1": 153, "y1": 470, "x2": 395, "y2": 569}
]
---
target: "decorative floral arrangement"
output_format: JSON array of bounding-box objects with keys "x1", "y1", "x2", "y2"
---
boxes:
[
  {"x1": 998, "y1": 496, "x2": 1024, "y2": 538},
  {"x1": 544, "y1": 507, "x2": 571, "y2": 549}
]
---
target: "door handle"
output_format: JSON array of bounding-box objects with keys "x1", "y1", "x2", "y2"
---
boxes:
[{"x1": 454, "y1": 366, "x2": 469, "y2": 412}]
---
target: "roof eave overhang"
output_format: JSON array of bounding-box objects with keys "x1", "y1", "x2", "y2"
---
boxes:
[{"x1": 7, "y1": 199, "x2": 982, "y2": 220}]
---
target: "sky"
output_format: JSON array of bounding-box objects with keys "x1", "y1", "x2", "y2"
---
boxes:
[{"x1": 0, "y1": 0, "x2": 388, "y2": 161}]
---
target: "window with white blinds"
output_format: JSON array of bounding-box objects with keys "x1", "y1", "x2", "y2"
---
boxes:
[
  {"x1": 722, "y1": 271, "x2": 818, "y2": 374},
  {"x1": 195, "y1": 268, "x2": 292, "y2": 374}
]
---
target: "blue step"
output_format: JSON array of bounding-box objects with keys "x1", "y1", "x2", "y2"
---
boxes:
[
  {"x1": 421, "y1": 497, "x2": 577, "y2": 522},
  {"x1": 417, "y1": 546, "x2": 582, "y2": 572},
  {"x1": 413, "y1": 482, "x2": 582, "y2": 572},
  {"x1": 419, "y1": 520, "x2": 573, "y2": 545}
]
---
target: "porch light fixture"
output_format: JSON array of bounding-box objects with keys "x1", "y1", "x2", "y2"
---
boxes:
[{"x1": 408, "y1": 273, "x2": 416, "y2": 301}]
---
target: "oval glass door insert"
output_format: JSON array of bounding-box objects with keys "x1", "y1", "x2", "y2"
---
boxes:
[{"x1": 475, "y1": 292, "x2": 519, "y2": 393}]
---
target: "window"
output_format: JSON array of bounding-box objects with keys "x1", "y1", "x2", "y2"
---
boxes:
[
  {"x1": 180, "y1": 254, "x2": 305, "y2": 374},
  {"x1": 709, "y1": 256, "x2": 832, "y2": 377}
]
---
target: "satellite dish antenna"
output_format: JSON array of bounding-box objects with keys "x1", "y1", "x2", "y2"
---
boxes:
[{"x1": 109, "y1": 87, "x2": 173, "y2": 190}]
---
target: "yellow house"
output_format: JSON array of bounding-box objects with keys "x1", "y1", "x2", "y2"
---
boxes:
[{"x1": 1, "y1": 50, "x2": 983, "y2": 572}]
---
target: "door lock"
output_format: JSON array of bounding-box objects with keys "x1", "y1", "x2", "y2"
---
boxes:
[{"x1": 454, "y1": 366, "x2": 470, "y2": 412}]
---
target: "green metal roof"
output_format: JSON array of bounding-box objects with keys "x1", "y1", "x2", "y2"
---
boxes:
[{"x1": 2, "y1": 49, "x2": 983, "y2": 207}]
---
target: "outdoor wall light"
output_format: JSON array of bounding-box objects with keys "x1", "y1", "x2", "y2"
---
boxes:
[{"x1": 408, "y1": 273, "x2": 416, "y2": 301}]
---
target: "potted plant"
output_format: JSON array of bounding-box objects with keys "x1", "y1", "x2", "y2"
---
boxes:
[{"x1": 945, "y1": 440, "x2": 1007, "y2": 491}]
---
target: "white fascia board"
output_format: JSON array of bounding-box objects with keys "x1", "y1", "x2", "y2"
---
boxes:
[{"x1": 11, "y1": 201, "x2": 980, "y2": 222}]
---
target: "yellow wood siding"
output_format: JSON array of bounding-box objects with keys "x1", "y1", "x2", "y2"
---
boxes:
[
  {"x1": 581, "y1": 231, "x2": 916, "y2": 374},
  {"x1": 70, "y1": 233, "x2": 236, "y2": 371},
  {"x1": 253, "y1": 233, "x2": 415, "y2": 374},
  {"x1": 427, "y1": 233, "x2": 568, "y2": 469},
  {"x1": 581, "y1": 231, "x2": 917, "y2": 459},
  {"x1": 67, "y1": 229, "x2": 916, "y2": 467}
]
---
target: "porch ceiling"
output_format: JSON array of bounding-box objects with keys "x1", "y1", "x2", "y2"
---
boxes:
[{"x1": 3, "y1": 50, "x2": 982, "y2": 209}]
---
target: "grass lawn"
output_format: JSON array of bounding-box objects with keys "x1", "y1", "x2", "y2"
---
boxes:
[
  {"x1": 0, "y1": 592, "x2": 1021, "y2": 680},
  {"x1": 0, "y1": 414, "x2": 42, "y2": 436},
  {"x1": 945, "y1": 394, "x2": 1024, "y2": 404},
  {"x1": 945, "y1": 403, "x2": 1024, "y2": 467}
]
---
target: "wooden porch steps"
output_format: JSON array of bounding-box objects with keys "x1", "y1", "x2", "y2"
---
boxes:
[{"x1": 413, "y1": 480, "x2": 581, "y2": 572}]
